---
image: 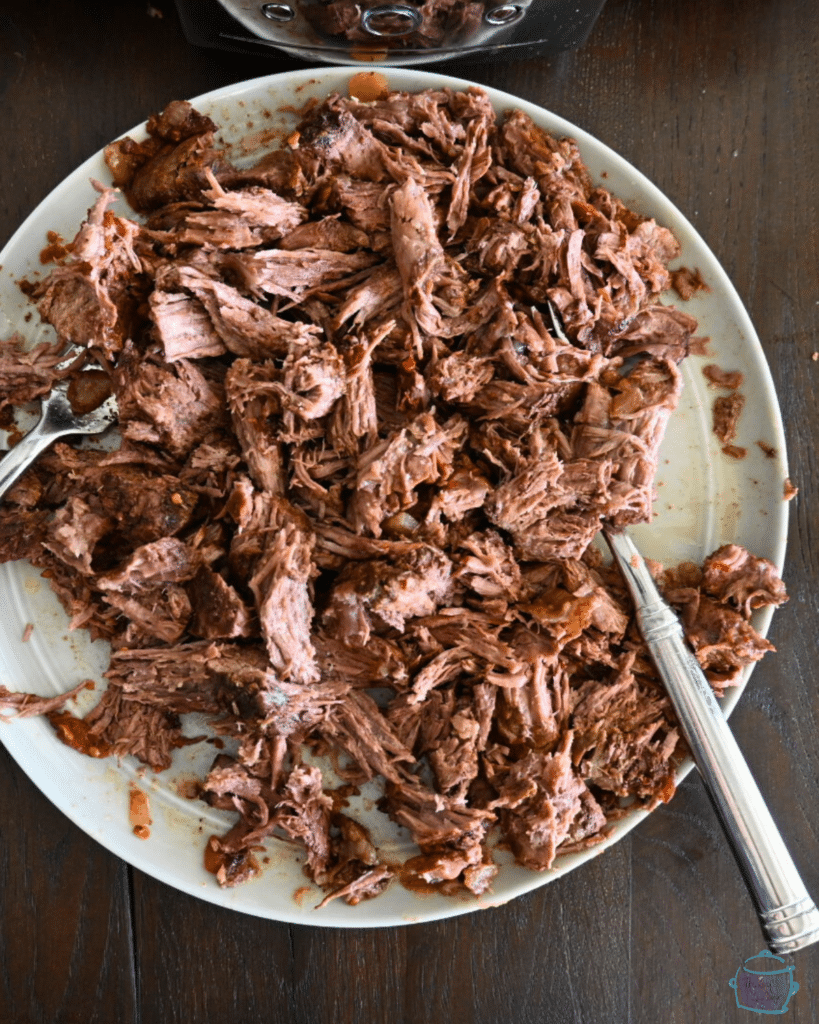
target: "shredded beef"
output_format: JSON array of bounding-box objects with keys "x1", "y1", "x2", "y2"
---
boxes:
[
  {"x1": 0, "y1": 86, "x2": 787, "y2": 908},
  {"x1": 713, "y1": 391, "x2": 746, "y2": 445},
  {"x1": 0, "y1": 334, "x2": 66, "y2": 409},
  {"x1": 670, "y1": 265, "x2": 709, "y2": 301},
  {"x1": 702, "y1": 364, "x2": 743, "y2": 390},
  {"x1": 0, "y1": 678, "x2": 91, "y2": 718},
  {"x1": 34, "y1": 184, "x2": 144, "y2": 359},
  {"x1": 105, "y1": 101, "x2": 226, "y2": 213}
]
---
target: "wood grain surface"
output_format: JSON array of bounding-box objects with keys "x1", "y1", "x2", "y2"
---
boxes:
[{"x1": 0, "y1": 1, "x2": 817, "y2": 1021}]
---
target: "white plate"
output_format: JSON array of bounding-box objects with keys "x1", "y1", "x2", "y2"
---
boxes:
[{"x1": 0, "y1": 68, "x2": 789, "y2": 927}]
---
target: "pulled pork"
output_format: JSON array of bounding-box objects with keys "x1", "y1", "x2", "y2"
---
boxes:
[{"x1": 0, "y1": 87, "x2": 786, "y2": 907}]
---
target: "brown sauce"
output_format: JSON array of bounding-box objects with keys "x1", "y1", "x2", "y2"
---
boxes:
[
  {"x1": 175, "y1": 776, "x2": 201, "y2": 800},
  {"x1": 47, "y1": 711, "x2": 112, "y2": 758},
  {"x1": 39, "y1": 230, "x2": 71, "y2": 265},
  {"x1": 660, "y1": 560, "x2": 702, "y2": 589},
  {"x1": 129, "y1": 785, "x2": 152, "y2": 839},
  {"x1": 396, "y1": 855, "x2": 464, "y2": 897},
  {"x1": 328, "y1": 783, "x2": 358, "y2": 813},
  {"x1": 203, "y1": 836, "x2": 223, "y2": 875}
]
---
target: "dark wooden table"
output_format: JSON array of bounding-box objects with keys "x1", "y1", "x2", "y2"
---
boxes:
[{"x1": 1, "y1": 1, "x2": 817, "y2": 1021}]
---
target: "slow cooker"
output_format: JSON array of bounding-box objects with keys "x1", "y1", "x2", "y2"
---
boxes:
[{"x1": 175, "y1": 0, "x2": 607, "y2": 65}]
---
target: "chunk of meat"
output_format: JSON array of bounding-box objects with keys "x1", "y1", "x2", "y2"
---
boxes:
[
  {"x1": 231, "y1": 492, "x2": 319, "y2": 683},
  {"x1": 35, "y1": 186, "x2": 143, "y2": 358},
  {"x1": 713, "y1": 392, "x2": 745, "y2": 444},
  {"x1": 149, "y1": 290, "x2": 226, "y2": 361},
  {"x1": 115, "y1": 344, "x2": 227, "y2": 456},
  {"x1": 105, "y1": 101, "x2": 226, "y2": 212},
  {"x1": 323, "y1": 545, "x2": 454, "y2": 646},
  {"x1": 350, "y1": 413, "x2": 467, "y2": 536},
  {"x1": 390, "y1": 177, "x2": 447, "y2": 342},
  {"x1": 702, "y1": 364, "x2": 743, "y2": 390},
  {"x1": 188, "y1": 564, "x2": 254, "y2": 640}
]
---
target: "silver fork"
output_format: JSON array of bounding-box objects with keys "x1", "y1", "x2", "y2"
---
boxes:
[
  {"x1": 605, "y1": 526, "x2": 819, "y2": 953},
  {"x1": 0, "y1": 345, "x2": 118, "y2": 502}
]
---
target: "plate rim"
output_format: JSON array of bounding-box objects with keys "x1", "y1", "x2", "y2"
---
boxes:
[{"x1": 0, "y1": 66, "x2": 790, "y2": 928}]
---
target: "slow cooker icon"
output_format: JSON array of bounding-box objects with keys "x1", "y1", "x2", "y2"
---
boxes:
[{"x1": 729, "y1": 949, "x2": 799, "y2": 1014}]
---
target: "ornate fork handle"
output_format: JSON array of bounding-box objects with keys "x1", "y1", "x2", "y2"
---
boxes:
[{"x1": 605, "y1": 527, "x2": 819, "y2": 954}]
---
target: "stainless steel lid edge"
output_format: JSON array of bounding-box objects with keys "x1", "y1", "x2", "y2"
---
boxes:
[{"x1": 191, "y1": 0, "x2": 606, "y2": 64}]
